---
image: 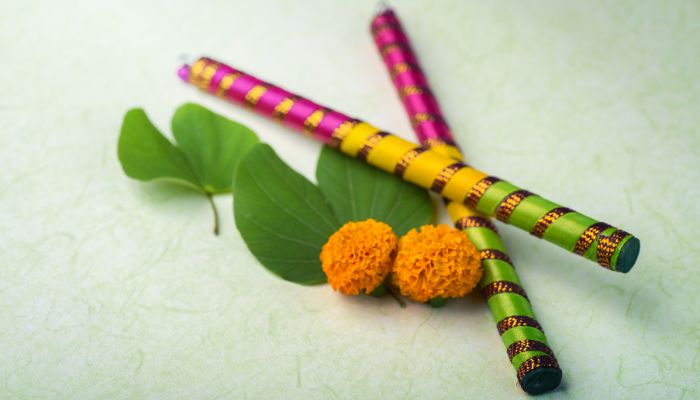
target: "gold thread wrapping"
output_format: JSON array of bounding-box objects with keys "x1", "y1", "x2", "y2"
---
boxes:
[
  {"x1": 455, "y1": 216, "x2": 498, "y2": 233},
  {"x1": 189, "y1": 59, "x2": 219, "y2": 91},
  {"x1": 380, "y1": 42, "x2": 409, "y2": 56},
  {"x1": 357, "y1": 131, "x2": 390, "y2": 161},
  {"x1": 244, "y1": 84, "x2": 268, "y2": 107},
  {"x1": 400, "y1": 85, "x2": 429, "y2": 99},
  {"x1": 371, "y1": 21, "x2": 400, "y2": 36},
  {"x1": 531, "y1": 207, "x2": 573, "y2": 238},
  {"x1": 596, "y1": 229, "x2": 630, "y2": 269},
  {"x1": 497, "y1": 316, "x2": 544, "y2": 336},
  {"x1": 430, "y1": 162, "x2": 467, "y2": 194},
  {"x1": 189, "y1": 59, "x2": 207, "y2": 77},
  {"x1": 187, "y1": 58, "x2": 210, "y2": 89},
  {"x1": 390, "y1": 62, "x2": 419, "y2": 78},
  {"x1": 272, "y1": 97, "x2": 297, "y2": 120},
  {"x1": 217, "y1": 72, "x2": 241, "y2": 97},
  {"x1": 394, "y1": 146, "x2": 428, "y2": 176},
  {"x1": 410, "y1": 112, "x2": 444, "y2": 128},
  {"x1": 480, "y1": 249, "x2": 513, "y2": 267},
  {"x1": 423, "y1": 137, "x2": 455, "y2": 148},
  {"x1": 507, "y1": 340, "x2": 555, "y2": 361},
  {"x1": 302, "y1": 108, "x2": 327, "y2": 137},
  {"x1": 188, "y1": 58, "x2": 208, "y2": 87},
  {"x1": 328, "y1": 119, "x2": 358, "y2": 149},
  {"x1": 495, "y1": 190, "x2": 534, "y2": 223},
  {"x1": 481, "y1": 281, "x2": 529, "y2": 301},
  {"x1": 196, "y1": 62, "x2": 219, "y2": 91},
  {"x1": 516, "y1": 355, "x2": 560, "y2": 382},
  {"x1": 466, "y1": 176, "x2": 502, "y2": 208},
  {"x1": 573, "y1": 222, "x2": 611, "y2": 256}
]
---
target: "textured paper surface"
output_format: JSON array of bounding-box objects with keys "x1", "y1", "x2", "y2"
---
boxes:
[{"x1": 1, "y1": 0, "x2": 699, "y2": 398}]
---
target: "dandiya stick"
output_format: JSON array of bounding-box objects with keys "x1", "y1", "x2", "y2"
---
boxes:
[
  {"x1": 371, "y1": 6, "x2": 561, "y2": 394},
  {"x1": 177, "y1": 57, "x2": 640, "y2": 273}
]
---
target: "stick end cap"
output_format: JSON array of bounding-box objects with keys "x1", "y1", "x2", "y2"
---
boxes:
[
  {"x1": 521, "y1": 367, "x2": 562, "y2": 395},
  {"x1": 614, "y1": 236, "x2": 640, "y2": 273}
]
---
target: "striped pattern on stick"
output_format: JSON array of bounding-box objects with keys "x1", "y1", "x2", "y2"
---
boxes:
[
  {"x1": 372, "y1": 7, "x2": 561, "y2": 393},
  {"x1": 178, "y1": 57, "x2": 639, "y2": 273}
]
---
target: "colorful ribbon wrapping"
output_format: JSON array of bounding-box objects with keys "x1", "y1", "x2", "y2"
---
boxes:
[
  {"x1": 371, "y1": 7, "x2": 561, "y2": 394},
  {"x1": 177, "y1": 57, "x2": 639, "y2": 273}
]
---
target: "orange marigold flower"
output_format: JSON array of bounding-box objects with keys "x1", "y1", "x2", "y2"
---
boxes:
[
  {"x1": 392, "y1": 224, "x2": 482, "y2": 303},
  {"x1": 320, "y1": 219, "x2": 398, "y2": 295}
]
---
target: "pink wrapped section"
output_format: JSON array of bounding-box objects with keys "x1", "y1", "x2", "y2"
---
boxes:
[
  {"x1": 178, "y1": 58, "x2": 355, "y2": 144},
  {"x1": 370, "y1": 8, "x2": 455, "y2": 145},
  {"x1": 254, "y1": 87, "x2": 291, "y2": 116},
  {"x1": 284, "y1": 98, "x2": 318, "y2": 133}
]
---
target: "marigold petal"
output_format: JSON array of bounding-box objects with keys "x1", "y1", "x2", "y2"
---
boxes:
[
  {"x1": 392, "y1": 224, "x2": 482, "y2": 303},
  {"x1": 320, "y1": 219, "x2": 398, "y2": 295}
]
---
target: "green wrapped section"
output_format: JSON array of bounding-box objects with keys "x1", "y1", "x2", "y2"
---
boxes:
[
  {"x1": 464, "y1": 227, "x2": 505, "y2": 250},
  {"x1": 476, "y1": 182, "x2": 640, "y2": 272},
  {"x1": 474, "y1": 181, "x2": 519, "y2": 215},
  {"x1": 463, "y1": 222, "x2": 558, "y2": 349},
  {"x1": 512, "y1": 351, "x2": 550, "y2": 368},
  {"x1": 543, "y1": 211, "x2": 597, "y2": 251},
  {"x1": 578, "y1": 226, "x2": 638, "y2": 272},
  {"x1": 583, "y1": 226, "x2": 617, "y2": 259},
  {"x1": 429, "y1": 169, "x2": 562, "y2": 393},
  {"x1": 487, "y1": 293, "x2": 535, "y2": 322},
  {"x1": 481, "y1": 260, "x2": 520, "y2": 286},
  {"x1": 501, "y1": 326, "x2": 548, "y2": 348},
  {"x1": 507, "y1": 196, "x2": 559, "y2": 232}
]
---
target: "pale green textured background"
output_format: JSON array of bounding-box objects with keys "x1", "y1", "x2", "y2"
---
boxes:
[{"x1": 1, "y1": 0, "x2": 699, "y2": 399}]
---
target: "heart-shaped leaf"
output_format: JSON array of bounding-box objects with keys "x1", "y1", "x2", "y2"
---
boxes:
[
  {"x1": 234, "y1": 144, "x2": 341, "y2": 285},
  {"x1": 172, "y1": 103, "x2": 260, "y2": 193},
  {"x1": 118, "y1": 103, "x2": 259, "y2": 234},
  {"x1": 316, "y1": 147, "x2": 434, "y2": 236},
  {"x1": 118, "y1": 108, "x2": 200, "y2": 190}
]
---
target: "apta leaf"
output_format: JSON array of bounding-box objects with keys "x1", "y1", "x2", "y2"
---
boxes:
[
  {"x1": 316, "y1": 146, "x2": 434, "y2": 236},
  {"x1": 234, "y1": 144, "x2": 341, "y2": 284},
  {"x1": 172, "y1": 103, "x2": 260, "y2": 193},
  {"x1": 118, "y1": 108, "x2": 200, "y2": 190},
  {"x1": 117, "y1": 104, "x2": 259, "y2": 234}
]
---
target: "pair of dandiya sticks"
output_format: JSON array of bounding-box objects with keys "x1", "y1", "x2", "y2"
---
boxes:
[{"x1": 177, "y1": 5, "x2": 640, "y2": 396}]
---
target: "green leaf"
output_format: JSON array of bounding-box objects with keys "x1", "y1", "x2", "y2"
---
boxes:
[
  {"x1": 117, "y1": 108, "x2": 200, "y2": 190},
  {"x1": 118, "y1": 104, "x2": 259, "y2": 193},
  {"x1": 172, "y1": 103, "x2": 260, "y2": 193},
  {"x1": 316, "y1": 146, "x2": 434, "y2": 236},
  {"x1": 118, "y1": 104, "x2": 260, "y2": 235},
  {"x1": 234, "y1": 144, "x2": 341, "y2": 285}
]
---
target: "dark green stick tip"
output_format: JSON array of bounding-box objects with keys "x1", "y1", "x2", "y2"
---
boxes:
[
  {"x1": 614, "y1": 236, "x2": 640, "y2": 273},
  {"x1": 521, "y1": 367, "x2": 562, "y2": 395}
]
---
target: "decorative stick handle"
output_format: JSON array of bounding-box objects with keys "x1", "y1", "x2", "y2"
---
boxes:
[
  {"x1": 371, "y1": 5, "x2": 461, "y2": 159},
  {"x1": 178, "y1": 57, "x2": 640, "y2": 273},
  {"x1": 371, "y1": 7, "x2": 561, "y2": 394}
]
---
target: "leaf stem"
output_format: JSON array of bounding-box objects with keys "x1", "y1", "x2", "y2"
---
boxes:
[
  {"x1": 385, "y1": 283, "x2": 406, "y2": 308},
  {"x1": 206, "y1": 193, "x2": 220, "y2": 236}
]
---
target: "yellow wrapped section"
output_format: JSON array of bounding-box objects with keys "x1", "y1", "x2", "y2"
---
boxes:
[
  {"x1": 339, "y1": 122, "x2": 380, "y2": 157},
  {"x1": 403, "y1": 150, "x2": 457, "y2": 189},
  {"x1": 442, "y1": 167, "x2": 488, "y2": 200},
  {"x1": 367, "y1": 135, "x2": 417, "y2": 173},
  {"x1": 429, "y1": 144, "x2": 463, "y2": 161},
  {"x1": 446, "y1": 201, "x2": 479, "y2": 220},
  {"x1": 341, "y1": 122, "x2": 488, "y2": 198}
]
